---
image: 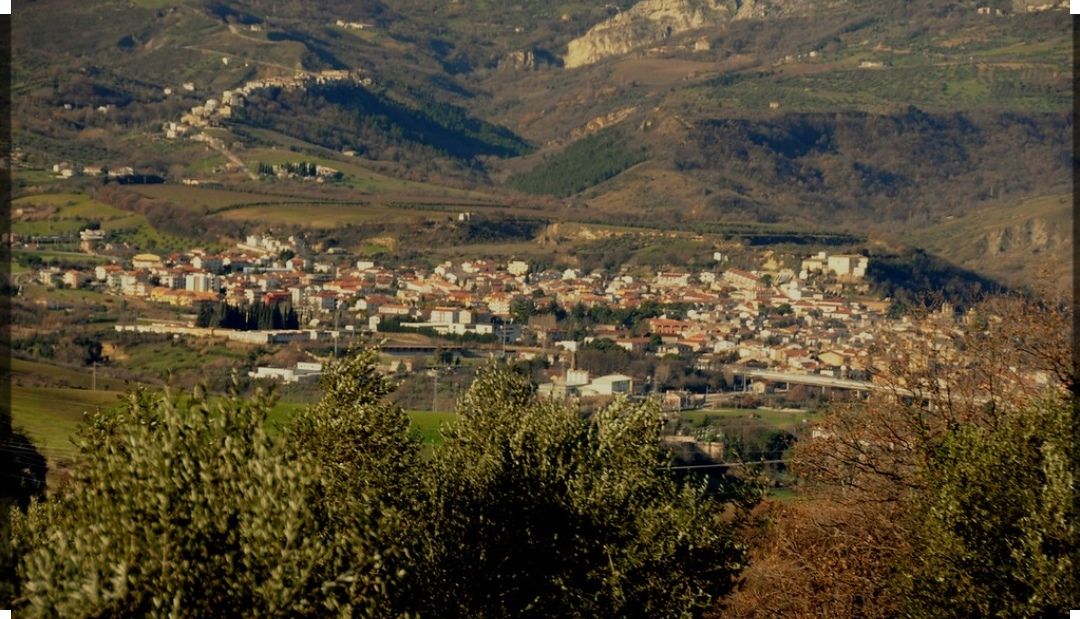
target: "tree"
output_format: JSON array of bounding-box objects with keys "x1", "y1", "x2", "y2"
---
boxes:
[
  {"x1": 11, "y1": 351, "x2": 759, "y2": 617},
  {"x1": 408, "y1": 365, "x2": 758, "y2": 617},
  {"x1": 899, "y1": 395, "x2": 1075, "y2": 617},
  {"x1": 10, "y1": 385, "x2": 396, "y2": 616},
  {"x1": 723, "y1": 295, "x2": 1077, "y2": 617}
]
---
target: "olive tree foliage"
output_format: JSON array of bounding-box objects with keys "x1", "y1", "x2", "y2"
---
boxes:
[
  {"x1": 10, "y1": 386, "x2": 397, "y2": 617},
  {"x1": 11, "y1": 351, "x2": 757, "y2": 617},
  {"x1": 284, "y1": 347, "x2": 421, "y2": 520},
  {"x1": 900, "y1": 395, "x2": 1075, "y2": 617},
  {"x1": 406, "y1": 365, "x2": 758, "y2": 618}
]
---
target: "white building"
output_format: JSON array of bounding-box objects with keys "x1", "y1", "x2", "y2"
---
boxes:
[
  {"x1": 508, "y1": 260, "x2": 530, "y2": 277},
  {"x1": 185, "y1": 273, "x2": 218, "y2": 293},
  {"x1": 827, "y1": 254, "x2": 869, "y2": 279}
]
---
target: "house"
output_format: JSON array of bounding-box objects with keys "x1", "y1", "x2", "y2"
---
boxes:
[
  {"x1": 132, "y1": 253, "x2": 163, "y2": 270},
  {"x1": 430, "y1": 307, "x2": 472, "y2": 325},
  {"x1": 580, "y1": 374, "x2": 634, "y2": 397},
  {"x1": 185, "y1": 273, "x2": 218, "y2": 293},
  {"x1": 507, "y1": 260, "x2": 530, "y2": 277},
  {"x1": 308, "y1": 291, "x2": 339, "y2": 312},
  {"x1": 723, "y1": 268, "x2": 763, "y2": 291},
  {"x1": 647, "y1": 318, "x2": 691, "y2": 337},
  {"x1": 62, "y1": 270, "x2": 88, "y2": 288},
  {"x1": 662, "y1": 390, "x2": 693, "y2": 410},
  {"x1": 826, "y1": 254, "x2": 869, "y2": 279},
  {"x1": 654, "y1": 271, "x2": 690, "y2": 288},
  {"x1": 378, "y1": 303, "x2": 411, "y2": 316},
  {"x1": 191, "y1": 255, "x2": 224, "y2": 273},
  {"x1": 37, "y1": 267, "x2": 61, "y2": 287}
]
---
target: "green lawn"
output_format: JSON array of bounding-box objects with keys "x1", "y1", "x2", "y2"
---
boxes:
[
  {"x1": 11, "y1": 384, "x2": 456, "y2": 466},
  {"x1": 13, "y1": 192, "x2": 131, "y2": 236}
]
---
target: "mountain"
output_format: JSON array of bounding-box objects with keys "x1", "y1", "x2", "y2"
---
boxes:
[{"x1": 10, "y1": 0, "x2": 1072, "y2": 286}]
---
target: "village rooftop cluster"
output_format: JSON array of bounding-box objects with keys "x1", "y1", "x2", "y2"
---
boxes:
[{"x1": 26, "y1": 228, "x2": 945, "y2": 390}]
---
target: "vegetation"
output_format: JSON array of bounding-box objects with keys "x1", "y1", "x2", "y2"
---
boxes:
[
  {"x1": 195, "y1": 301, "x2": 301, "y2": 331},
  {"x1": 723, "y1": 295, "x2": 1077, "y2": 617},
  {"x1": 506, "y1": 128, "x2": 648, "y2": 197},
  {"x1": 242, "y1": 83, "x2": 531, "y2": 162},
  {"x1": 6, "y1": 350, "x2": 758, "y2": 615}
]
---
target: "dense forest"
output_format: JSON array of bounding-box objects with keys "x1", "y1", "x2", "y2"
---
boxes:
[
  {"x1": 195, "y1": 301, "x2": 301, "y2": 331},
  {"x1": 676, "y1": 109, "x2": 1072, "y2": 227},
  {"x1": 506, "y1": 128, "x2": 648, "y2": 197}
]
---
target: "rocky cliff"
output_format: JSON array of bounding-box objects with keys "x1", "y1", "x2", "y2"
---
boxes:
[{"x1": 563, "y1": 0, "x2": 814, "y2": 68}]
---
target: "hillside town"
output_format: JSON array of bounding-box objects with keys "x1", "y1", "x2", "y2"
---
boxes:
[{"x1": 19, "y1": 225, "x2": 1013, "y2": 406}]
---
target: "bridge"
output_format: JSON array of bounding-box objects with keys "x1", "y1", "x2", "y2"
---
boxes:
[{"x1": 724, "y1": 366, "x2": 876, "y2": 393}]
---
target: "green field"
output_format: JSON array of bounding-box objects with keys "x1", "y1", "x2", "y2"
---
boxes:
[
  {"x1": 13, "y1": 192, "x2": 130, "y2": 236},
  {"x1": 11, "y1": 358, "x2": 130, "y2": 391},
  {"x1": 11, "y1": 386, "x2": 123, "y2": 460},
  {"x1": 214, "y1": 202, "x2": 447, "y2": 228},
  {"x1": 12, "y1": 189, "x2": 193, "y2": 252},
  {"x1": 11, "y1": 384, "x2": 457, "y2": 465},
  {"x1": 679, "y1": 408, "x2": 817, "y2": 434}
]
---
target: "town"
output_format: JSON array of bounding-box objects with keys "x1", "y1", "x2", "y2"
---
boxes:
[{"x1": 21, "y1": 223, "x2": 999, "y2": 411}]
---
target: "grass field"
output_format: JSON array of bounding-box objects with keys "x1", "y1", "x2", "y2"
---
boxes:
[
  {"x1": 680, "y1": 407, "x2": 818, "y2": 435},
  {"x1": 11, "y1": 386, "x2": 124, "y2": 459},
  {"x1": 13, "y1": 192, "x2": 131, "y2": 236},
  {"x1": 214, "y1": 202, "x2": 447, "y2": 227},
  {"x1": 132, "y1": 185, "x2": 309, "y2": 212},
  {"x1": 13, "y1": 189, "x2": 194, "y2": 252},
  {"x1": 13, "y1": 250, "x2": 113, "y2": 269},
  {"x1": 11, "y1": 358, "x2": 130, "y2": 391},
  {"x1": 11, "y1": 384, "x2": 457, "y2": 467}
]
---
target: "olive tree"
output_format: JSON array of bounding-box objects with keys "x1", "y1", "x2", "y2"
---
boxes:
[
  {"x1": 407, "y1": 365, "x2": 757, "y2": 618},
  {"x1": 12, "y1": 352, "x2": 757, "y2": 617},
  {"x1": 11, "y1": 386, "x2": 396, "y2": 617}
]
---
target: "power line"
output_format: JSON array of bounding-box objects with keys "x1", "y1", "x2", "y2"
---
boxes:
[{"x1": 663, "y1": 459, "x2": 791, "y2": 471}]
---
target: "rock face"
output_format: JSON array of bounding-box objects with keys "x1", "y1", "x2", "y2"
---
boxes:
[
  {"x1": 564, "y1": 0, "x2": 739, "y2": 68},
  {"x1": 979, "y1": 217, "x2": 1061, "y2": 258},
  {"x1": 1011, "y1": 0, "x2": 1068, "y2": 12},
  {"x1": 563, "y1": 0, "x2": 821, "y2": 68},
  {"x1": 497, "y1": 49, "x2": 559, "y2": 71}
]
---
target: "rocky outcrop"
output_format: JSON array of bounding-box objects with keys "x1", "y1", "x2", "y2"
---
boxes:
[
  {"x1": 564, "y1": 0, "x2": 738, "y2": 68},
  {"x1": 563, "y1": 0, "x2": 818, "y2": 68},
  {"x1": 979, "y1": 217, "x2": 1061, "y2": 258},
  {"x1": 497, "y1": 48, "x2": 560, "y2": 71},
  {"x1": 1011, "y1": 0, "x2": 1068, "y2": 12}
]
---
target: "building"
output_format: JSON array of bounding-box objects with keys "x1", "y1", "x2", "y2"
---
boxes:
[
  {"x1": 580, "y1": 374, "x2": 634, "y2": 397},
  {"x1": 826, "y1": 254, "x2": 869, "y2": 279},
  {"x1": 185, "y1": 273, "x2": 219, "y2": 294},
  {"x1": 62, "y1": 270, "x2": 88, "y2": 288},
  {"x1": 249, "y1": 361, "x2": 323, "y2": 384},
  {"x1": 132, "y1": 253, "x2": 163, "y2": 270},
  {"x1": 507, "y1": 260, "x2": 530, "y2": 277},
  {"x1": 723, "y1": 268, "x2": 763, "y2": 291}
]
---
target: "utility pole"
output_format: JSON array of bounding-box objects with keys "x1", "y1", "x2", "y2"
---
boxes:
[
  {"x1": 432, "y1": 367, "x2": 439, "y2": 412},
  {"x1": 333, "y1": 302, "x2": 340, "y2": 358},
  {"x1": 91, "y1": 361, "x2": 97, "y2": 391}
]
